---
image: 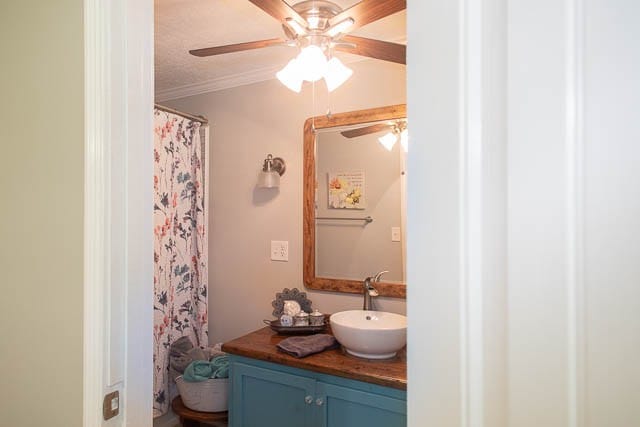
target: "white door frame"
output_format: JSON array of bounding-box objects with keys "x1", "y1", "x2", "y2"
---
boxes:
[
  {"x1": 407, "y1": 0, "x2": 507, "y2": 426},
  {"x1": 84, "y1": 0, "x2": 154, "y2": 425},
  {"x1": 85, "y1": 1, "x2": 640, "y2": 425},
  {"x1": 83, "y1": 0, "x2": 507, "y2": 426}
]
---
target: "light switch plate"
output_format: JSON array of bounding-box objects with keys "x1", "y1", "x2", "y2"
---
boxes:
[
  {"x1": 391, "y1": 227, "x2": 401, "y2": 242},
  {"x1": 271, "y1": 240, "x2": 289, "y2": 261}
]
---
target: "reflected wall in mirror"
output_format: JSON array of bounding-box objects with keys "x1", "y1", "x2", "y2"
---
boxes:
[{"x1": 304, "y1": 104, "x2": 406, "y2": 298}]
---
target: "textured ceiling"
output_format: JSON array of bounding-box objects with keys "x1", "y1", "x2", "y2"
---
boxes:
[{"x1": 155, "y1": 0, "x2": 406, "y2": 100}]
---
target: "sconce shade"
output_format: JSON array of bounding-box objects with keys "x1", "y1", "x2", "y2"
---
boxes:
[
  {"x1": 258, "y1": 171, "x2": 281, "y2": 188},
  {"x1": 258, "y1": 154, "x2": 286, "y2": 188}
]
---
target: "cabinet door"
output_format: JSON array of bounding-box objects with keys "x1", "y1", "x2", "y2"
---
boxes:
[
  {"x1": 230, "y1": 362, "x2": 316, "y2": 427},
  {"x1": 316, "y1": 382, "x2": 407, "y2": 427}
]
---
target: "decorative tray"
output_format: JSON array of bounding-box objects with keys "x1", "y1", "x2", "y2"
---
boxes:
[{"x1": 263, "y1": 319, "x2": 328, "y2": 335}]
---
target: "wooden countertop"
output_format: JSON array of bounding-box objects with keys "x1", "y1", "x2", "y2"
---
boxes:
[{"x1": 222, "y1": 326, "x2": 407, "y2": 391}]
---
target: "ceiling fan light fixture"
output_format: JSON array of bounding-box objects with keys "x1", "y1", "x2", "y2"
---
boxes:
[
  {"x1": 325, "y1": 18, "x2": 355, "y2": 37},
  {"x1": 378, "y1": 132, "x2": 397, "y2": 151},
  {"x1": 276, "y1": 59, "x2": 303, "y2": 93},
  {"x1": 297, "y1": 45, "x2": 328, "y2": 82},
  {"x1": 324, "y1": 57, "x2": 353, "y2": 92}
]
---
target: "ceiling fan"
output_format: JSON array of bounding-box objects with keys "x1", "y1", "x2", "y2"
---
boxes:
[
  {"x1": 189, "y1": 0, "x2": 406, "y2": 92},
  {"x1": 341, "y1": 119, "x2": 408, "y2": 151}
]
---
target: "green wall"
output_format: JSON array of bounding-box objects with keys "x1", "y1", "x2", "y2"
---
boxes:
[{"x1": 0, "y1": 1, "x2": 84, "y2": 426}]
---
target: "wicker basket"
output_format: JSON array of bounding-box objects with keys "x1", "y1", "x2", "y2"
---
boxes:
[{"x1": 175, "y1": 375, "x2": 229, "y2": 412}]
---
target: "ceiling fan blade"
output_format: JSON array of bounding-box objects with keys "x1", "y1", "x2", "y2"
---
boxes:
[
  {"x1": 189, "y1": 38, "x2": 284, "y2": 57},
  {"x1": 341, "y1": 123, "x2": 393, "y2": 138},
  {"x1": 330, "y1": 0, "x2": 406, "y2": 31},
  {"x1": 335, "y1": 35, "x2": 406, "y2": 64},
  {"x1": 249, "y1": 0, "x2": 307, "y2": 28}
]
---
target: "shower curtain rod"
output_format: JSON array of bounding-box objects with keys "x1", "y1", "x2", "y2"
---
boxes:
[{"x1": 154, "y1": 103, "x2": 209, "y2": 125}]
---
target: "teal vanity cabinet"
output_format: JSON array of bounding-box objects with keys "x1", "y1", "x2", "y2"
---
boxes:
[{"x1": 228, "y1": 355, "x2": 407, "y2": 427}]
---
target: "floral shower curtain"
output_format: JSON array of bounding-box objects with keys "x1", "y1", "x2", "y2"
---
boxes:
[{"x1": 153, "y1": 109, "x2": 208, "y2": 417}]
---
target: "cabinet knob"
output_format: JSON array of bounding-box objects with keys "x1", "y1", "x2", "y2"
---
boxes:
[
  {"x1": 315, "y1": 398, "x2": 324, "y2": 406},
  {"x1": 305, "y1": 395, "x2": 313, "y2": 405}
]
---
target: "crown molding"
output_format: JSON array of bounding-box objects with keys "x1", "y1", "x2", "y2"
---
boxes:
[
  {"x1": 155, "y1": 36, "x2": 407, "y2": 102},
  {"x1": 155, "y1": 64, "x2": 283, "y2": 102},
  {"x1": 154, "y1": 56, "x2": 369, "y2": 102}
]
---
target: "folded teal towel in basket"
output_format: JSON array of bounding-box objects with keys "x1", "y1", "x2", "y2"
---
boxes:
[
  {"x1": 183, "y1": 355, "x2": 229, "y2": 382},
  {"x1": 210, "y1": 355, "x2": 229, "y2": 378}
]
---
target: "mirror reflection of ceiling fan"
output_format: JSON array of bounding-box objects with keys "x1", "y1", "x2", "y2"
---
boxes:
[
  {"x1": 189, "y1": 0, "x2": 406, "y2": 93},
  {"x1": 341, "y1": 119, "x2": 408, "y2": 152}
]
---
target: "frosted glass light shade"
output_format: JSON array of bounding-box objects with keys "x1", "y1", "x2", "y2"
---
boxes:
[
  {"x1": 277, "y1": 46, "x2": 352, "y2": 93},
  {"x1": 325, "y1": 57, "x2": 353, "y2": 92},
  {"x1": 285, "y1": 18, "x2": 307, "y2": 35},
  {"x1": 400, "y1": 129, "x2": 408, "y2": 152},
  {"x1": 307, "y1": 16, "x2": 321, "y2": 29},
  {"x1": 276, "y1": 59, "x2": 303, "y2": 93},
  {"x1": 258, "y1": 171, "x2": 281, "y2": 188},
  {"x1": 297, "y1": 45, "x2": 327, "y2": 82},
  {"x1": 378, "y1": 132, "x2": 397, "y2": 151},
  {"x1": 325, "y1": 18, "x2": 355, "y2": 37}
]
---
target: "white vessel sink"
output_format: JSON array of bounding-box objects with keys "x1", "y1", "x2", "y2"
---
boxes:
[{"x1": 330, "y1": 310, "x2": 407, "y2": 359}]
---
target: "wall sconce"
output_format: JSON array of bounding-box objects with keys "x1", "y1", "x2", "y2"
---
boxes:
[{"x1": 258, "y1": 154, "x2": 286, "y2": 188}]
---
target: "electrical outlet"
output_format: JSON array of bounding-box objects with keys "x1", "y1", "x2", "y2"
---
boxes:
[
  {"x1": 271, "y1": 240, "x2": 289, "y2": 261},
  {"x1": 391, "y1": 227, "x2": 401, "y2": 242}
]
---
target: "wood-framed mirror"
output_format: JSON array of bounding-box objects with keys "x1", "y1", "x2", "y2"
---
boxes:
[{"x1": 303, "y1": 104, "x2": 406, "y2": 298}]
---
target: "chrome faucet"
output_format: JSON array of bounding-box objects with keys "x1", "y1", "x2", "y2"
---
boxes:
[{"x1": 363, "y1": 270, "x2": 388, "y2": 311}]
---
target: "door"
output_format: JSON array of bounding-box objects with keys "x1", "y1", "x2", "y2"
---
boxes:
[
  {"x1": 316, "y1": 382, "x2": 407, "y2": 427},
  {"x1": 231, "y1": 362, "x2": 317, "y2": 427}
]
